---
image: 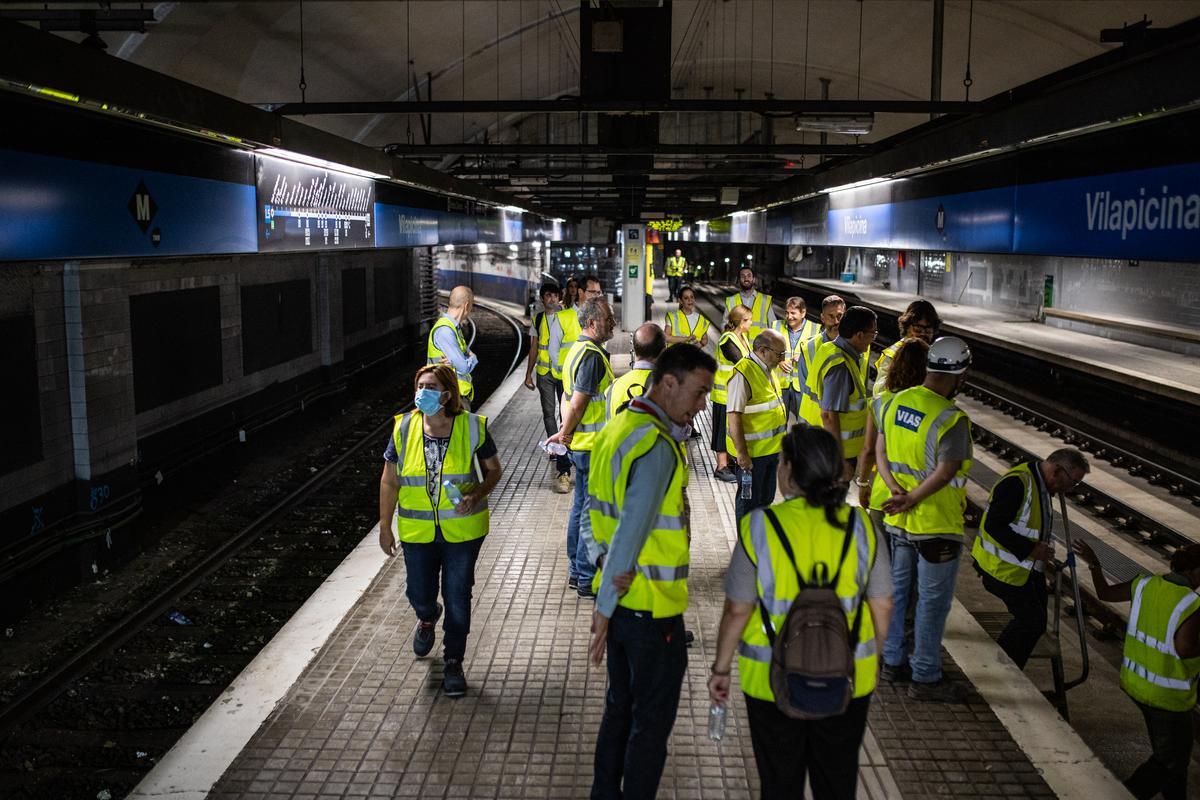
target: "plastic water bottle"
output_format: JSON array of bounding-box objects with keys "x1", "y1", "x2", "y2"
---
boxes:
[
  {"x1": 708, "y1": 703, "x2": 727, "y2": 742},
  {"x1": 539, "y1": 439, "x2": 568, "y2": 456},
  {"x1": 442, "y1": 480, "x2": 464, "y2": 505},
  {"x1": 739, "y1": 470, "x2": 753, "y2": 500}
]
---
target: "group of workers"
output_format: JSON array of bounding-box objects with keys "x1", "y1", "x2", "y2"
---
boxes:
[{"x1": 375, "y1": 274, "x2": 1200, "y2": 800}]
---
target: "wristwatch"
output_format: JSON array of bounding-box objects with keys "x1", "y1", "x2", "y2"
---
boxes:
[{"x1": 854, "y1": 477, "x2": 871, "y2": 488}]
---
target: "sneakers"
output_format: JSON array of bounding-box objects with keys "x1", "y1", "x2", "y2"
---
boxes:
[
  {"x1": 442, "y1": 659, "x2": 467, "y2": 698},
  {"x1": 577, "y1": 583, "x2": 597, "y2": 600},
  {"x1": 713, "y1": 467, "x2": 737, "y2": 483},
  {"x1": 413, "y1": 603, "x2": 443, "y2": 657},
  {"x1": 553, "y1": 473, "x2": 571, "y2": 494},
  {"x1": 568, "y1": 574, "x2": 579, "y2": 590},
  {"x1": 881, "y1": 661, "x2": 911, "y2": 683},
  {"x1": 907, "y1": 678, "x2": 968, "y2": 703}
]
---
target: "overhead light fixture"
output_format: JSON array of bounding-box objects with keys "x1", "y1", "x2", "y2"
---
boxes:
[
  {"x1": 720, "y1": 188, "x2": 740, "y2": 205},
  {"x1": 500, "y1": 204, "x2": 528, "y2": 213},
  {"x1": 510, "y1": 177, "x2": 549, "y2": 186},
  {"x1": 256, "y1": 147, "x2": 389, "y2": 179},
  {"x1": 476, "y1": 243, "x2": 489, "y2": 253},
  {"x1": 444, "y1": 244, "x2": 455, "y2": 251},
  {"x1": 793, "y1": 112, "x2": 874, "y2": 135},
  {"x1": 823, "y1": 176, "x2": 891, "y2": 194},
  {"x1": 689, "y1": 195, "x2": 716, "y2": 203}
]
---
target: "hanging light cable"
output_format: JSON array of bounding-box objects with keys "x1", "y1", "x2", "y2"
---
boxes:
[
  {"x1": 963, "y1": 0, "x2": 975, "y2": 100},
  {"x1": 297, "y1": 0, "x2": 307, "y2": 104}
]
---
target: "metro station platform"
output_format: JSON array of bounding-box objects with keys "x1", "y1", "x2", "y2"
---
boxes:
[
  {"x1": 128, "y1": 285, "x2": 1126, "y2": 800},
  {"x1": 780, "y1": 277, "x2": 1200, "y2": 408}
]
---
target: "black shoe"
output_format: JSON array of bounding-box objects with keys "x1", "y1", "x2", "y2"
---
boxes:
[
  {"x1": 442, "y1": 659, "x2": 467, "y2": 698},
  {"x1": 713, "y1": 467, "x2": 737, "y2": 483},
  {"x1": 568, "y1": 574, "x2": 579, "y2": 590},
  {"x1": 413, "y1": 603, "x2": 442, "y2": 657},
  {"x1": 880, "y1": 661, "x2": 911, "y2": 683},
  {"x1": 689, "y1": 428, "x2": 702, "y2": 439},
  {"x1": 907, "y1": 678, "x2": 967, "y2": 703},
  {"x1": 577, "y1": 583, "x2": 597, "y2": 600}
]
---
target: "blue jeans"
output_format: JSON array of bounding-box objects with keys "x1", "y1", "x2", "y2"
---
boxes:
[
  {"x1": 735, "y1": 454, "x2": 779, "y2": 521},
  {"x1": 883, "y1": 532, "x2": 962, "y2": 683},
  {"x1": 592, "y1": 609, "x2": 687, "y2": 799},
  {"x1": 567, "y1": 449, "x2": 597, "y2": 585},
  {"x1": 401, "y1": 531, "x2": 484, "y2": 662}
]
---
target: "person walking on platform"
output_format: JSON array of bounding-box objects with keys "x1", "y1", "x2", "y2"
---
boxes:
[
  {"x1": 1074, "y1": 540, "x2": 1200, "y2": 800},
  {"x1": 804, "y1": 306, "x2": 878, "y2": 479},
  {"x1": 524, "y1": 283, "x2": 571, "y2": 493},
  {"x1": 607, "y1": 323, "x2": 665, "y2": 419},
  {"x1": 664, "y1": 285, "x2": 711, "y2": 349},
  {"x1": 772, "y1": 296, "x2": 822, "y2": 422},
  {"x1": 551, "y1": 275, "x2": 604, "y2": 403},
  {"x1": 876, "y1": 336, "x2": 974, "y2": 702},
  {"x1": 709, "y1": 425, "x2": 893, "y2": 800},
  {"x1": 547, "y1": 296, "x2": 615, "y2": 598},
  {"x1": 856, "y1": 339, "x2": 929, "y2": 535},
  {"x1": 797, "y1": 295, "x2": 846, "y2": 423},
  {"x1": 972, "y1": 449, "x2": 1090, "y2": 668},
  {"x1": 428, "y1": 286, "x2": 478, "y2": 409},
  {"x1": 724, "y1": 266, "x2": 776, "y2": 340},
  {"x1": 872, "y1": 300, "x2": 941, "y2": 398},
  {"x1": 712, "y1": 305, "x2": 753, "y2": 483},
  {"x1": 726, "y1": 329, "x2": 788, "y2": 520},
  {"x1": 665, "y1": 248, "x2": 687, "y2": 302},
  {"x1": 587, "y1": 344, "x2": 717, "y2": 800},
  {"x1": 378, "y1": 364, "x2": 501, "y2": 698},
  {"x1": 563, "y1": 276, "x2": 580, "y2": 310}
]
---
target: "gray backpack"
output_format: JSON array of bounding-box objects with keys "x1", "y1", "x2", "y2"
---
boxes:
[{"x1": 758, "y1": 508, "x2": 864, "y2": 720}]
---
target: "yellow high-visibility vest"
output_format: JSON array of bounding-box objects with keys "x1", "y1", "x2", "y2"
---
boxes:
[
  {"x1": 805, "y1": 340, "x2": 871, "y2": 459},
  {"x1": 713, "y1": 331, "x2": 750, "y2": 405},
  {"x1": 606, "y1": 367, "x2": 651, "y2": 420},
  {"x1": 589, "y1": 404, "x2": 689, "y2": 618},
  {"x1": 1120, "y1": 575, "x2": 1200, "y2": 712},
  {"x1": 772, "y1": 319, "x2": 821, "y2": 390},
  {"x1": 392, "y1": 410, "x2": 489, "y2": 543},
  {"x1": 737, "y1": 500, "x2": 878, "y2": 702},
  {"x1": 665, "y1": 256, "x2": 686, "y2": 277},
  {"x1": 725, "y1": 291, "x2": 773, "y2": 339},
  {"x1": 725, "y1": 356, "x2": 786, "y2": 458},
  {"x1": 562, "y1": 338, "x2": 613, "y2": 452},
  {"x1": 666, "y1": 310, "x2": 711, "y2": 345},
  {"x1": 972, "y1": 462, "x2": 1049, "y2": 586},
  {"x1": 553, "y1": 308, "x2": 582, "y2": 380},
  {"x1": 881, "y1": 385, "x2": 972, "y2": 536},
  {"x1": 427, "y1": 316, "x2": 474, "y2": 401},
  {"x1": 534, "y1": 311, "x2": 560, "y2": 377}
]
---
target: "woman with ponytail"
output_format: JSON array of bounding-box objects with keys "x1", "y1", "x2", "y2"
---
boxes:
[
  {"x1": 1074, "y1": 540, "x2": 1200, "y2": 799},
  {"x1": 708, "y1": 425, "x2": 894, "y2": 799}
]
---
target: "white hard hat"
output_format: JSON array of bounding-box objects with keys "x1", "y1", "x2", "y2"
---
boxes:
[{"x1": 927, "y1": 336, "x2": 972, "y2": 374}]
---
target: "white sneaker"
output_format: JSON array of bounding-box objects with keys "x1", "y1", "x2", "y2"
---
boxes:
[{"x1": 553, "y1": 473, "x2": 571, "y2": 494}]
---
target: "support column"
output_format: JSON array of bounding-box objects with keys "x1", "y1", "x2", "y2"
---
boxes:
[
  {"x1": 621, "y1": 223, "x2": 646, "y2": 332},
  {"x1": 62, "y1": 261, "x2": 91, "y2": 484}
]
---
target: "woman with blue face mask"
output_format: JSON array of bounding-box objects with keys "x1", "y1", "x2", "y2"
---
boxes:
[{"x1": 378, "y1": 364, "x2": 502, "y2": 698}]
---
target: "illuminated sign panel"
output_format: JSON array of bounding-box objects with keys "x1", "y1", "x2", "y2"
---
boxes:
[{"x1": 256, "y1": 155, "x2": 375, "y2": 252}]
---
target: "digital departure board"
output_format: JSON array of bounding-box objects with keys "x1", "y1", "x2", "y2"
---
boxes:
[{"x1": 256, "y1": 155, "x2": 375, "y2": 251}]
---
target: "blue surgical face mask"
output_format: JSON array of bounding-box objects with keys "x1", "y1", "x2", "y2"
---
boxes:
[{"x1": 415, "y1": 387, "x2": 445, "y2": 415}]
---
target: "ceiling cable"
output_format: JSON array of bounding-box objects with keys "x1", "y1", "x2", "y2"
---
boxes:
[
  {"x1": 963, "y1": 0, "x2": 975, "y2": 100},
  {"x1": 857, "y1": 0, "x2": 864, "y2": 100},
  {"x1": 405, "y1": 0, "x2": 412, "y2": 145},
  {"x1": 802, "y1": 0, "x2": 810, "y2": 101},
  {"x1": 297, "y1": 0, "x2": 307, "y2": 104},
  {"x1": 769, "y1": 0, "x2": 774, "y2": 95}
]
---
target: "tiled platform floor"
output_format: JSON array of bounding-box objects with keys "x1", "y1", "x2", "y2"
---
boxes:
[{"x1": 208, "y1": 287, "x2": 1056, "y2": 799}]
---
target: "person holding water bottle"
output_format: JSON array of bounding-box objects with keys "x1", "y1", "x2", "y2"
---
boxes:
[
  {"x1": 378, "y1": 364, "x2": 501, "y2": 698},
  {"x1": 725, "y1": 329, "x2": 788, "y2": 520}
]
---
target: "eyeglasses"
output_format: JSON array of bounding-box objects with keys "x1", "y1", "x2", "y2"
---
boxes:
[
  {"x1": 585, "y1": 288, "x2": 603, "y2": 297},
  {"x1": 763, "y1": 347, "x2": 787, "y2": 357},
  {"x1": 1053, "y1": 464, "x2": 1084, "y2": 490}
]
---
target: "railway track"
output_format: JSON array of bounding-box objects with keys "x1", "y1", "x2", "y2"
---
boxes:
[{"x1": 0, "y1": 305, "x2": 524, "y2": 800}]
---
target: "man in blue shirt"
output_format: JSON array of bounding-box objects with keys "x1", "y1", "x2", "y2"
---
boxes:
[{"x1": 429, "y1": 286, "x2": 479, "y2": 409}]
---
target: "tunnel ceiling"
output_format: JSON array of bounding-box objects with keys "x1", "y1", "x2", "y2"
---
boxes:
[{"x1": 14, "y1": 0, "x2": 1200, "y2": 219}]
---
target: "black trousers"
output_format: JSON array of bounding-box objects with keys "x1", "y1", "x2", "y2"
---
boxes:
[
  {"x1": 745, "y1": 693, "x2": 871, "y2": 800},
  {"x1": 667, "y1": 274, "x2": 681, "y2": 300},
  {"x1": 977, "y1": 568, "x2": 1048, "y2": 669},
  {"x1": 592, "y1": 609, "x2": 687, "y2": 800},
  {"x1": 535, "y1": 372, "x2": 571, "y2": 475},
  {"x1": 1125, "y1": 699, "x2": 1193, "y2": 800}
]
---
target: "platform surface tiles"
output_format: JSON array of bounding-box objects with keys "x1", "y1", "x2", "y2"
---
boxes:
[{"x1": 131, "y1": 293, "x2": 1114, "y2": 800}]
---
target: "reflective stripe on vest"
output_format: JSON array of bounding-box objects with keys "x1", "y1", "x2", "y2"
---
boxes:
[
  {"x1": 535, "y1": 311, "x2": 559, "y2": 377},
  {"x1": 805, "y1": 339, "x2": 870, "y2": 459},
  {"x1": 392, "y1": 411, "x2": 489, "y2": 544},
  {"x1": 553, "y1": 309, "x2": 582, "y2": 379},
  {"x1": 773, "y1": 319, "x2": 820, "y2": 390},
  {"x1": 606, "y1": 368, "x2": 651, "y2": 420},
  {"x1": 712, "y1": 331, "x2": 750, "y2": 405},
  {"x1": 971, "y1": 463, "x2": 1047, "y2": 586},
  {"x1": 666, "y1": 256, "x2": 686, "y2": 277},
  {"x1": 668, "y1": 310, "x2": 710, "y2": 344},
  {"x1": 880, "y1": 385, "x2": 972, "y2": 536},
  {"x1": 588, "y1": 409, "x2": 690, "y2": 618},
  {"x1": 725, "y1": 357, "x2": 786, "y2": 457},
  {"x1": 1120, "y1": 575, "x2": 1200, "y2": 711},
  {"x1": 562, "y1": 339, "x2": 613, "y2": 451},
  {"x1": 427, "y1": 316, "x2": 474, "y2": 400},
  {"x1": 736, "y1": 500, "x2": 878, "y2": 702},
  {"x1": 726, "y1": 291, "x2": 773, "y2": 338}
]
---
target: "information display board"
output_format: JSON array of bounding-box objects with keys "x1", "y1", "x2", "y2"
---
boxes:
[{"x1": 256, "y1": 155, "x2": 375, "y2": 251}]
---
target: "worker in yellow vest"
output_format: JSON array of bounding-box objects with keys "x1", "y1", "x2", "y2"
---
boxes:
[
  {"x1": 709, "y1": 425, "x2": 893, "y2": 799},
  {"x1": 772, "y1": 296, "x2": 822, "y2": 421},
  {"x1": 797, "y1": 295, "x2": 846, "y2": 425},
  {"x1": 972, "y1": 449, "x2": 1089, "y2": 668},
  {"x1": 873, "y1": 300, "x2": 941, "y2": 398},
  {"x1": 665, "y1": 248, "x2": 686, "y2": 302},
  {"x1": 587, "y1": 344, "x2": 717, "y2": 800},
  {"x1": 664, "y1": 285, "x2": 711, "y2": 348},
  {"x1": 553, "y1": 275, "x2": 602, "y2": 382},
  {"x1": 546, "y1": 294, "x2": 615, "y2": 599},
  {"x1": 724, "y1": 266, "x2": 776, "y2": 340},
  {"x1": 524, "y1": 283, "x2": 571, "y2": 493},
  {"x1": 876, "y1": 336, "x2": 973, "y2": 703},
  {"x1": 606, "y1": 323, "x2": 665, "y2": 419},
  {"x1": 1074, "y1": 539, "x2": 1200, "y2": 800},
  {"x1": 378, "y1": 364, "x2": 502, "y2": 698},
  {"x1": 726, "y1": 329, "x2": 788, "y2": 520},
  {"x1": 805, "y1": 307, "x2": 878, "y2": 480},
  {"x1": 712, "y1": 305, "x2": 753, "y2": 483},
  {"x1": 427, "y1": 286, "x2": 477, "y2": 408}
]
